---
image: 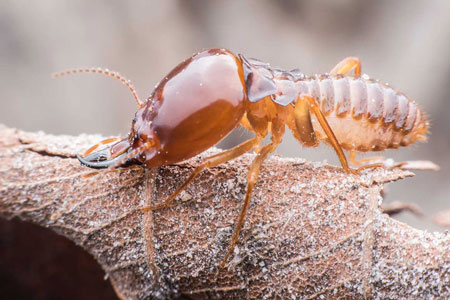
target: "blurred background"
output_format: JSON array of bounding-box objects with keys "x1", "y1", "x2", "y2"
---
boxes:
[{"x1": 1, "y1": 0, "x2": 449, "y2": 233}]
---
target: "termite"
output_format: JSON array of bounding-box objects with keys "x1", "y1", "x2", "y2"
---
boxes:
[{"x1": 54, "y1": 48, "x2": 428, "y2": 268}]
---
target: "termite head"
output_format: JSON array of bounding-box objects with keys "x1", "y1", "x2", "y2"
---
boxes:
[
  {"x1": 53, "y1": 66, "x2": 155, "y2": 169},
  {"x1": 77, "y1": 127, "x2": 159, "y2": 169},
  {"x1": 126, "y1": 104, "x2": 161, "y2": 165},
  {"x1": 77, "y1": 48, "x2": 248, "y2": 169},
  {"x1": 77, "y1": 106, "x2": 159, "y2": 169}
]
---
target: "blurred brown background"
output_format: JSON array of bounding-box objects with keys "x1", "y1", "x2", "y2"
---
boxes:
[{"x1": 1, "y1": 0, "x2": 449, "y2": 233}]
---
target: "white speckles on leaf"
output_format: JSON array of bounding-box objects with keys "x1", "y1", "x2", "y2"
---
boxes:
[{"x1": 0, "y1": 126, "x2": 448, "y2": 299}]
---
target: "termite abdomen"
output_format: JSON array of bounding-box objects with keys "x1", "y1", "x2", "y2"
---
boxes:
[{"x1": 297, "y1": 75, "x2": 427, "y2": 151}]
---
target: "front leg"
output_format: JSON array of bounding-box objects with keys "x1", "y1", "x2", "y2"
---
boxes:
[
  {"x1": 142, "y1": 137, "x2": 261, "y2": 212},
  {"x1": 219, "y1": 140, "x2": 279, "y2": 268}
]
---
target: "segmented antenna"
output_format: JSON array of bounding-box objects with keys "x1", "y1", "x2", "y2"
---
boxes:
[{"x1": 52, "y1": 67, "x2": 143, "y2": 108}]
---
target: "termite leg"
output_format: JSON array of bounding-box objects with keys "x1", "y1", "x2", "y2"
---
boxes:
[
  {"x1": 330, "y1": 56, "x2": 386, "y2": 175},
  {"x1": 330, "y1": 57, "x2": 361, "y2": 76},
  {"x1": 302, "y1": 96, "x2": 357, "y2": 174},
  {"x1": 84, "y1": 164, "x2": 143, "y2": 183},
  {"x1": 142, "y1": 136, "x2": 262, "y2": 212},
  {"x1": 219, "y1": 140, "x2": 279, "y2": 268},
  {"x1": 349, "y1": 152, "x2": 387, "y2": 171},
  {"x1": 240, "y1": 114, "x2": 253, "y2": 131},
  {"x1": 240, "y1": 115, "x2": 262, "y2": 153},
  {"x1": 356, "y1": 163, "x2": 385, "y2": 172},
  {"x1": 349, "y1": 151, "x2": 384, "y2": 166},
  {"x1": 122, "y1": 165, "x2": 145, "y2": 185},
  {"x1": 293, "y1": 99, "x2": 319, "y2": 147}
]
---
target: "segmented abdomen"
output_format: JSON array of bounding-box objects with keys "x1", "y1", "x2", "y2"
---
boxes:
[{"x1": 297, "y1": 74, "x2": 428, "y2": 151}]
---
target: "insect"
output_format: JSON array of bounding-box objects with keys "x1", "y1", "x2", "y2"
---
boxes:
[{"x1": 54, "y1": 48, "x2": 428, "y2": 268}]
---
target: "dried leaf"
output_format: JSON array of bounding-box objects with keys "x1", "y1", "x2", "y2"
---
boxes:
[{"x1": 0, "y1": 125, "x2": 449, "y2": 299}]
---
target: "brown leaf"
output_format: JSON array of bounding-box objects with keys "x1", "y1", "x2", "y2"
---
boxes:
[{"x1": 0, "y1": 125, "x2": 449, "y2": 299}]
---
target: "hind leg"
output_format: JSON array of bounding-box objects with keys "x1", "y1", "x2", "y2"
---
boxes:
[
  {"x1": 298, "y1": 96, "x2": 384, "y2": 174},
  {"x1": 349, "y1": 151, "x2": 384, "y2": 166},
  {"x1": 349, "y1": 151, "x2": 385, "y2": 171},
  {"x1": 330, "y1": 59, "x2": 386, "y2": 172},
  {"x1": 302, "y1": 96, "x2": 356, "y2": 174}
]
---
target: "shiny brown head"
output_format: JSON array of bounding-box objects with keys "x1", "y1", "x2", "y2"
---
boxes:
[{"x1": 76, "y1": 48, "x2": 248, "y2": 169}]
